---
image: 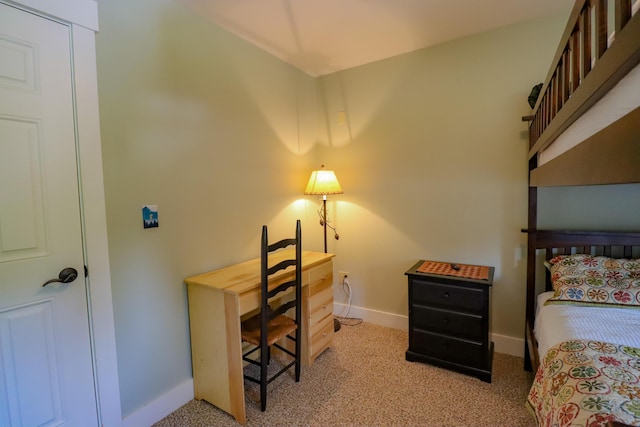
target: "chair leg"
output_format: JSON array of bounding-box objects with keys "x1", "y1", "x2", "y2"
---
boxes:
[
  {"x1": 260, "y1": 346, "x2": 268, "y2": 411},
  {"x1": 295, "y1": 330, "x2": 301, "y2": 382},
  {"x1": 260, "y1": 382, "x2": 267, "y2": 412}
]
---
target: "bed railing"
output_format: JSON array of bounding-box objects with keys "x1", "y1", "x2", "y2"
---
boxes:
[
  {"x1": 526, "y1": 0, "x2": 640, "y2": 159},
  {"x1": 531, "y1": 229, "x2": 640, "y2": 267}
]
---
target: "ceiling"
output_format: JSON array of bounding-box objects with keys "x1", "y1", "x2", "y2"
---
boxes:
[{"x1": 178, "y1": 0, "x2": 574, "y2": 77}]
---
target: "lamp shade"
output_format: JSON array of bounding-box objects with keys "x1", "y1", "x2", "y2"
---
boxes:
[{"x1": 304, "y1": 166, "x2": 343, "y2": 195}]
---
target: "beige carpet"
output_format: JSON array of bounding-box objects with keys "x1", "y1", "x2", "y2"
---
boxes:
[{"x1": 154, "y1": 322, "x2": 536, "y2": 427}]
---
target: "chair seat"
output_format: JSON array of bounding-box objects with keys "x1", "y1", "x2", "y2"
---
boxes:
[{"x1": 241, "y1": 314, "x2": 297, "y2": 347}]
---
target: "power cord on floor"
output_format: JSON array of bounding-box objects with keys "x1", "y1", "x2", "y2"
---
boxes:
[{"x1": 335, "y1": 275, "x2": 362, "y2": 326}]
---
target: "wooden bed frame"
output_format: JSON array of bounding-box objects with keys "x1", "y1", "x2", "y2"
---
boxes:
[
  {"x1": 522, "y1": 229, "x2": 640, "y2": 372},
  {"x1": 524, "y1": 0, "x2": 640, "y2": 376},
  {"x1": 525, "y1": 0, "x2": 640, "y2": 187},
  {"x1": 522, "y1": 231, "x2": 640, "y2": 427}
]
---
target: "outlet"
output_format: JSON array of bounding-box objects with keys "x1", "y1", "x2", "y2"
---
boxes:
[{"x1": 338, "y1": 271, "x2": 349, "y2": 283}]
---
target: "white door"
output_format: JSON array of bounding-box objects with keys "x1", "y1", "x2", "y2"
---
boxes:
[{"x1": 0, "y1": 3, "x2": 99, "y2": 426}]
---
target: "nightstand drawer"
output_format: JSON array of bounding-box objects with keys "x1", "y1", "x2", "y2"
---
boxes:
[
  {"x1": 309, "y1": 262, "x2": 333, "y2": 290},
  {"x1": 309, "y1": 268, "x2": 332, "y2": 295},
  {"x1": 412, "y1": 280, "x2": 484, "y2": 311},
  {"x1": 309, "y1": 313, "x2": 333, "y2": 363},
  {"x1": 411, "y1": 330, "x2": 484, "y2": 366},
  {"x1": 309, "y1": 285, "x2": 333, "y2": 326},
  {"x1": 411, "y1": 305, "x2": 483, "y2": 340}
]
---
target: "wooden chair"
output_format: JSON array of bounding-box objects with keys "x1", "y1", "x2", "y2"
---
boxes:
[{"x1": 240, "y1": 220, "x2": 302, "y2": 411}]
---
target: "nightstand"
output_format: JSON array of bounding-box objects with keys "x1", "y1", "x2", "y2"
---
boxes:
[{"x1": 405, "y1": 260, "x2": 494, "y2": 382}]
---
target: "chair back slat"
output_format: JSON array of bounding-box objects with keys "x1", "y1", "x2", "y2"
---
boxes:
[
  {"x1": 268, "y1": 237, "x2": 297, "y2": 252},
  {"x1": 266, "y1": 278, "x2": 297, "y2": 300},
  {"x1": 267, "y1": 259, "x2": 296, "y2": 276},
  {"x1": 271, "y1": 299, "x2": 297, "y2": 318}
]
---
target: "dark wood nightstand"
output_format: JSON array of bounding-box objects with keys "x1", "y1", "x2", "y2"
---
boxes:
[{"x1": 405, "y1": 260, "x2": 494, "y2": 382}]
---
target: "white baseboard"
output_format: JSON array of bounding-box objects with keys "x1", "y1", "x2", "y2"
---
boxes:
[
  {"x1": 334, "y1": 302, "x2": 524, "y2": 358},
  {"x1": 335, "y1": 302, "x2": 408, "y2": 331},
  {"x1": 491, "y1": 332, "x2": 525, "y2": 357},
  {"x1": 122, "y1": 378, "x2": 194, "y2": 427}
]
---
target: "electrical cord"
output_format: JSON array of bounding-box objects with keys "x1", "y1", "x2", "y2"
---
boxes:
[{"x1": 335, "y1": 275, "x2": 362, "y2": 326}]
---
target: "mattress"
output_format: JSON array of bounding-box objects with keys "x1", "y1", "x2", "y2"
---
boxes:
[{"x1": 534, "y1": 291, "x2": 640, "y2": 357}]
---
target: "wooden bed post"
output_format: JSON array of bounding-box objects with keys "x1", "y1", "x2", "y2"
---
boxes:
[{"x1": 524, "y1": 157, "x2": 538, "y2": 371}]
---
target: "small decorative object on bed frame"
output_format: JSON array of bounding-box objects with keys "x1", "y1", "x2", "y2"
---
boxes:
[{"x1": 522, "y1": 1, "x2": 640, "y2": 426}]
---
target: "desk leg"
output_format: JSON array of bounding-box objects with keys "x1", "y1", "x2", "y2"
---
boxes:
[
  {"x1": 188, "y1": 286, "x2": 246, "y2": 424},
  {"x1": 224, "y1": 292, "x2": 246, "y2": 424}
]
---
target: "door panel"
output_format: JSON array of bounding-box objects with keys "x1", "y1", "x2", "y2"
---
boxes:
[
  {"x1": 0, "y1": 3, "x2": 99, "y2": 426},
  {"x1": 0, "y1": 35, "x2": 36, "y2": 91},
  {"x1": 0, "y1": 118, "x2": 46, "y2": 261},
  {"x1": 0, "y1": 301, "x2": 62, "y2": 426}
]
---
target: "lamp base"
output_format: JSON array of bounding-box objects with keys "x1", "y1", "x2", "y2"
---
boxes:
[{"x1": 334, "y1": 317, "x2": 341, "y2": 332}]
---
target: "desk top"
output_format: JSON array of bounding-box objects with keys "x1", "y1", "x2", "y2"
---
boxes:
[{"x1": 184, "y1": 250, "x2": 334, "y2": 295}]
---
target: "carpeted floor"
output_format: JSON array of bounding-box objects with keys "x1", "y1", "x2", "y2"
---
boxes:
[{"x1": 154, "y1": 322, "x2": 536, "y2": 427}]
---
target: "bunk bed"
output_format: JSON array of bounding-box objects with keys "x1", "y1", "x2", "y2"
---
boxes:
[{"x1": 522, "y1": 1, "x2": 640, "y2": 426}]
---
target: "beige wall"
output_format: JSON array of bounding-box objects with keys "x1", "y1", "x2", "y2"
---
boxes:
[
  {"x1": 96, "y1": 0, "x2": 321, "y2": 416},
  {"x1": 538, "y1": 184, "x2": 640, "y2": 229},
  {"x1": 312, "y1": 15, "x2": 567, "y2": 339},
  {"x1": 97, "y1": 0, "x2": 609, "y2": 417}
]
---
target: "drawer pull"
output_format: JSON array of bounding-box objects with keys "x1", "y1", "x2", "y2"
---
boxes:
[
  {"x1": 443, "y1": 292, "x2": 450, "y2": 298},
  {"x1": 322, "y1": 304, "x2": 327, "y2": 310},
  {"x1": 322, "y1": 332, "x2": 328, "y2": 337},
  {"x1": 442, "y1": 317, "x2": 449, "y2": 324}
]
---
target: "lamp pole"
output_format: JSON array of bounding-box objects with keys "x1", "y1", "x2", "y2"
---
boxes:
[
  {"x1": 322, "y1": 195, "x2": 328, "y2": 253},
  {"x1": 304, "y1": 165, "x2": 343, "y2": 334}
]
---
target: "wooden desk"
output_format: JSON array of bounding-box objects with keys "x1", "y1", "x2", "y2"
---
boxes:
[{"x1": 184, "y1": 250, "x2": 335, "y2": 424}]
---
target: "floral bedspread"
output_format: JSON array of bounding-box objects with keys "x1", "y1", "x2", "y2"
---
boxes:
[{"x1": 527, "y1": 340, "x2": 640, "y2": 427}]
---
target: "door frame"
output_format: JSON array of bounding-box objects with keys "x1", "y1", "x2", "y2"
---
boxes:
[{"x1": 3, "y1": 1, "x2": 123, "y2": 425}]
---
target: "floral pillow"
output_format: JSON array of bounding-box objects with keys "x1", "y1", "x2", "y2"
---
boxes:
[{"x1": 545, "y1": 254, "x2": 640, "y2": 308}]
